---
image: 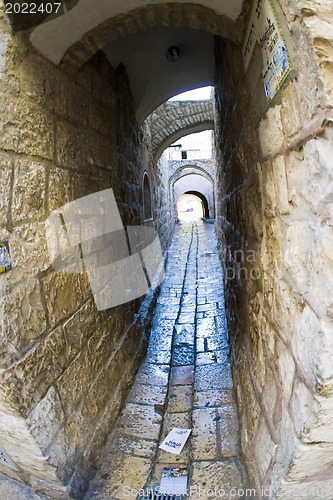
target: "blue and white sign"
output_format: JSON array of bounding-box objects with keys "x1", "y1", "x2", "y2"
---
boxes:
[{"x1": 243, "y1": 0, "x2": 292, "y2": 100}]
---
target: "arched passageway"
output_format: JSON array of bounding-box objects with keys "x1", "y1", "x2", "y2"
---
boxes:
[
  {"x1": 0, "y1": 1, "x2": 332, "y2": 499},
  {"x1": 184, "y1": 191, "x2": 210, "y2": 218},
  {"x1": 177, "y1": 192, "x2": 206, "y2": 220}
]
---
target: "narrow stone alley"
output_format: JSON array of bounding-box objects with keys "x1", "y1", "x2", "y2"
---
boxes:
[{"x1": 85, "y1": 220, "x2": 247, "y2": 500}]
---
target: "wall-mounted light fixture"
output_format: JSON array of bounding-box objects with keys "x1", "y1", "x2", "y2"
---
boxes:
[{"x1": 166, "y1": 46, "x2": 180, "y2": 63}]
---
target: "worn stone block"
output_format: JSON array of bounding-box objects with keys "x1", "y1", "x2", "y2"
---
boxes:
[
  {"x1": 20, "y1": 54, "x2": 67, "y2": 115},
  {"x1": 4, "y1": 222, "x2": 50, "y2": 288},
  {"x1": 56, "y1": 120, "x2": 85, "y2": 171},
  {"x1": 135, "y1": 362, "x2": 169, "y2": 387},
  {"x1": 0, "y1": 279, "x2": 47, "y2": 362},
  {"x1": 255, "y1": 418, "x2": 277, "y2": 477},
  {"x1": 12, "y1": 159, "x2": 46, "y2": 222},
  {"x1": 48, "y1": 167, "x2": 72, "y2": 212},
  {"x1": 118, "y1": 403, "x2": 162, "y2": 441},
  {"x1": 42, "y1": 272, "x2": 83, "y2": 327},
  {"x1": 128, "y1": 382, "x2": 167, "y2": 407},
  {"x1": 0, "y1": 155, "x2": 11, "y2": 226},
  {"x1": 67, "y1": 81, "x2": 89, "y2": 127},
  {"x1": 0, "y1": 95, "x2": 54, "y2": 159},
  {"x1": 86, "y1": 130, "x2": 116, "y2": 170},
  {"x1": 85, "y1": 369, "x2": 111, "y2": 421},
  {"x1": 27, "y1": 386, "x2": 64, "y2": 452},
  {"x1": 194, "y1": 389, "x2": 235, "y2": 408},
  {"x1": 87, "y1": 455, "x2": 151, "y2": 500},
  {"x1": 291, "y1": 381, "x2": 316, "y2": 437},
  {"x1": 192, "y1": 408, "x2": 218, "y2": 460},
  {"x1": 259, "y1": 105, "x2": 284, "y2": 158},
  {"x1": 168, "y1": 385, "x2": 193, "y2": 413},
  {"x1": 276, "y1": 338, "x2": 295, "y2": 403},
  {"x1": 281, "y1": 80, "x2": 302, "y2": 137},
  {"x1": 283, "y1": 219, "x2": 313, "y2": 294},
  {"x1": 189, "y1": 460, "x2": 244, "y2": 499},
  {"x1": 56, "y1": 350, "x2": 94, "y2": 417},
  {"x1": 2, "y1": 324, "x2": 67, "y2": 414},
  {"x1": 63, "y1": 299, "x2": 96, "y2": 361}
]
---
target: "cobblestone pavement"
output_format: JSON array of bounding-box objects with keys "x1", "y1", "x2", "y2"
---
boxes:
[{"x1": 85, "y1": 220, "x2": 249, "y2": 500}]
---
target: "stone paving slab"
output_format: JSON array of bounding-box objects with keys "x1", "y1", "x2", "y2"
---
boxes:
[
  {"x1": 135, "y1": 362, "x2": 169, "y2": 387},
  {"x1": 127, "y1": 383, "x2": 168, "y2": 406},
  {"x1": 195, "y1": 363, "x2": 234, "y2": 391},
  {"x1": 189, "y1": 460, "x2": 245, "y2": 500},
  {"x1": 86, "y1": 455, "x2": 151, "y2": 500},
  {"x1": 170, "y1": 365, "x2": 194, "y2": 385},
  {"x1": 194, "y1": 389, "x2": 236, "y2": 408},
  {"x1": 84, "y1": 221, "x2": 247, "y2": 499},
  {"x1": 118, "y1": 403, "x2": 162, "y2": 440},
  {"x1": 105, "y1": 432, "x2": 156, "y2": 459},
  {"x1": 168, "y1": 385, "x2": 193, "y2": 413}
]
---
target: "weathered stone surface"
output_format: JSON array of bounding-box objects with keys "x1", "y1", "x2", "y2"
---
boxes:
[
  {"x1": 276, "y1": 338, "x2": 295, "y2": 402},
  {"x1": 128, "y1": 382, "x2": 167, "y2": 407},
  {"x1": 189, "y1": 460, "x2": 245, "y2": 499},
  {"x1": 0, "y1": 279, "x2": 47, "y2": 361},
  {"x1": 255, "y1": 418, "x2": 277, "y2": 477},
  {"x1": 118, "y1": 403, "x2": 162, "y2": 441},
  {"x1": 48, "y1": 167, "x2": 72, "y2": 211},
  {"x1": 135, "y1": 362, "x2": 169, "y2": 387},
  {"x1": 281, "y1": 80, "x2": 302, "y2": 137},
  {"x1": 42, "y1": 272, "x2": 82, "y2": 327},
  {"x1": 27, "y1": 386, "x2": 64, "y2": 452},
  {"x1": 195, "y1": 363, "x2": 233, "y2": 391},
  {"x1": 194, "y1": 389, "x2": 235, "y2": 408},
  {"x1": 20, "y1": 53, "x2": 67, "y2": 115},
  {"x1": 0, "y1": 95, "x2": 54, "y2": 159},
  {"x1": 168, "y1": 385, "x2": 193, "y2": 413},
  {"x1": 259, "y1": 105, "x2": 284, "y2": 158},
  {"x1": 11, "y1": 160, "x2": 46, "y2": 222},
  {"x1": 2, "y1": 324, "x2": 67, "y2": 414},
  {"x1": 192, "y1": 408, "x2": 218, "y2": 460},
  {"x1": 86, "y1": 455, "x2": 151, "y2": 500},
  {"x1": 56, "y1": 120, "x2": 85, "y2": 171},
  {"x1": 0, "y1": 155, "x2": 11, "y2": 226},
  {"x1": 0, "y1": 472, "x2": 51, "y2": 500},
  {"x1": 291, "y1": 381, "x2": 316, "y2": 438},
  {"x1": 5, "y1": 222, "x2": 50, "y2": 287}
]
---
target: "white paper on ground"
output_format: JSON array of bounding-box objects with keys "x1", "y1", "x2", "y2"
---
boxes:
[
  {"x1": 159, "y1": 428, "x2": 191, "y2": 455},
  {"x1": 159, "y1": 467, "x2": 188, "y2": 495}
]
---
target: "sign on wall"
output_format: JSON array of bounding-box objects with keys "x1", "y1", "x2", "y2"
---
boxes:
[
  {"x1": 0, "y1": 241, "x2": 12, "y2": 274},
  {"x1": 243, "y1": 0, "x2": 292, "y2": 100}
]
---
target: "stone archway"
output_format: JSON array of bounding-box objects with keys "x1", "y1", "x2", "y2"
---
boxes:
[
  {"x1": 185, "y1": 190, "x2": 210, "y2": 218},
  {"x1": 151, "y1": 99, "x2": 214, "y2": 159}
]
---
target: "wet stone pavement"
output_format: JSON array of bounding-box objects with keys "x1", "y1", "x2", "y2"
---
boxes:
[{"x1": 85, "y1": 220, "x2": 248, "y2": 500}]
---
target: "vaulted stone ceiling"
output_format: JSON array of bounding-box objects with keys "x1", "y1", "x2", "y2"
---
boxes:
[{"x1": 28, "y1": 1, "x2": 249, "y2": 120}]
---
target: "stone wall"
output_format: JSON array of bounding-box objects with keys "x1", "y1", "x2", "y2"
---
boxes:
[
  {"x1": 214, "y1": 0, "x2": 333, "y2": 498},
  {"x1": 0, "y1": 5, "x2": 171, "y2": 497}
]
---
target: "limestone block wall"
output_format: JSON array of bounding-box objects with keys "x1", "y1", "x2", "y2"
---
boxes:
[
  {"x1": 214, "y1": 0, "x2": 333, "y2": 498},
  {"x1": 0, "y1": 6, "x2": 171, "y2": 497}
]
